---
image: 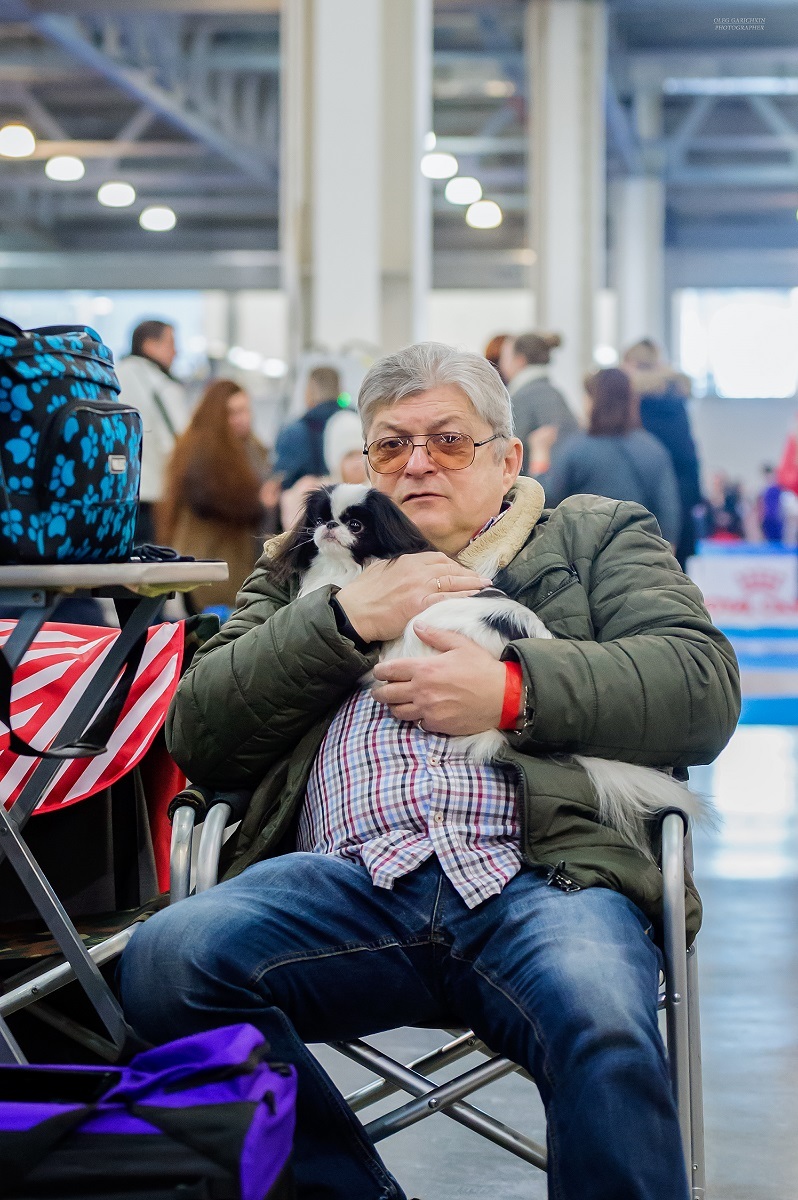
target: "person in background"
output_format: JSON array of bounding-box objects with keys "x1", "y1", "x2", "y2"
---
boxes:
[
  {"x1": 757, "y1": 465, "x2": 786, "y2": 544},
  {"x1": 535, "y1": 367, "x2": 681, "y2": 548},
  {"x1": 324, "y1": 407, "x2": 368, "y2": 484},
  {"x1": 621, "y1": 339, "x2": 702, "y2": 570},
  {"x1": 158, "y1": 380, "x2": 276, "y2": 610},
  {"x1": 274, "y1": 365, "x2": 346, "y2": 489},
  {"x1": 498, "y1": 332, "x2": 579, "y2": 473},
  {"x1": 705, "y1": 472, "x2": 745, "y2": 543},
  {"x1": 116, "y1": 320, "x2": 188, "y2": 545},
  {"x1": 484, "y1": 333, "x2": 510, "y2": 381}
]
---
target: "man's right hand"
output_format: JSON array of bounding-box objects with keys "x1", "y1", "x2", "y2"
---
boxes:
[{"x1": 335, "y1": 552, "x2": 493, "y2": 644}]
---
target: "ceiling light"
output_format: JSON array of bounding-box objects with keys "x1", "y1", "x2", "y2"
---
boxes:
[
  {"x1": 484, "y1": 80, "x2": 515, "y2": 98},
  {"x1": 664, "y1": 77, "x2": 798, "y2": 96},
  {"x1": 45, "y1": 155, "x2": 85, "y2": 181},
  {"x1": 98, "y1": 181, "x2": 136, "y2": 208},
  {"x1": 420, "y1": 151, "x2": 458, "y2": 180},
  {"x1": 0, "y1": 123, "x2": 35, "y2": 158},
  {"x1": 227, "y1": 346, "x2": 262, "y2": 371},
  {"x1": 262, "y1": 358, "x2": 288, "y2": 378},
  {"x1": 465, "y1": 199, "x2": 503, "y2": 229},
  {"x1": 423, "y1": 131, "x2": 437, "y2": 152},
  {"x1": 139, "y1": 205, "x2": 176, "y2": 231},
  {"x1": 444, "y1": 176, "x2": 482, "y2": 205},
  {"x1": 91, "y1": 296, "x2": 114, "y2": 316},
  {"x1": 594, "y1": 345, "x2": 619, "y2": 366}
]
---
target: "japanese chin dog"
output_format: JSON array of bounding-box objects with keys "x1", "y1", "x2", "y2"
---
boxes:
[{"x1": 270, "y1": 483, "x2": 705, "y2": 857}]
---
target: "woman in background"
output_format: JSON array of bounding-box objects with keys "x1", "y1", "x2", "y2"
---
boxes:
[
  {"x1": 159, "y1": 379, "x2": 277, "y2": 609},
  {"x1": 534, "y1": 367, "x2": 682, "y2": 549}
]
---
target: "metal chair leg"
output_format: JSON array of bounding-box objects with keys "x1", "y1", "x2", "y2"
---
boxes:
[
  {"x1": 169, "y1": 805, "x2": 195, "y2": 904},
  {"x1": 661, "y1": 811, "x2": 692, "y2": 1183},
  {"x1": 687, "y1": 943, "x2": 706, "y2": 1199}
]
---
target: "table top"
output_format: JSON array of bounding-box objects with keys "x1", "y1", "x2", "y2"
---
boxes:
[{"x1": 0, "y1": 560, "x2": 229, "y2": 592}]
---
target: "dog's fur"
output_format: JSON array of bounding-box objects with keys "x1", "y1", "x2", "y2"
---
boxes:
[{"x1": 270, "y1": 483, "x2": 709, "y2": 857}]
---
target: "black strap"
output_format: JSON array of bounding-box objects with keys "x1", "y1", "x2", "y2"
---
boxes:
[
  {"x1": 0, "y1": 606, "x2": 149, "y2": 759},
  {"x1": 151, "y1": 390, "x2": 178, "y2": 442}
]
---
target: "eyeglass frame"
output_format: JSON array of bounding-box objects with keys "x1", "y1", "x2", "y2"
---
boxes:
[{"x1": 362, "y1": 431, "x2": 503, "y2": 474}]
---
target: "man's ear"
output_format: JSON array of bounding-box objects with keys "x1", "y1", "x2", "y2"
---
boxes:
[{"x1": 502, "y1": 437, "x2": 524, "y2": 490}]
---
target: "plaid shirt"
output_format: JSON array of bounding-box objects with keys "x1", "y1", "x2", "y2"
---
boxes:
[
  {"x1": 298, "y1": 505, "x2": 521, "y2": 909},
  {"x1": 297, "y1": 688, "x2": 522, "y2": 908}
]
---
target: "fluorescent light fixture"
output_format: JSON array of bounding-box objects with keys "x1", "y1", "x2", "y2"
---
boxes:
[
  {"x1": 139, "y1": 205, "x2": 177, "y2": 231},
  {"x1": 445, "y1": 176, "x2": 483, "y2": 205},
  {"x1": 45, "y1": 154, "x2": 85, "y2": 181},
  {"x1": 0, "y1": 123, "x2": 35, "y2": 158},
  {"x1": 98, "y1": 181, "x2": 136, "y2": 208},
  {"x1": 91, "y1": 296, "x2": 114, "y2": 316},
  {"x1": 594, "y1": 345, "x2": 619, "y2": 366},
  {"x1": 420, "y1": 151, "x2": 458, "y2": 180},
  {"x1": 262, "y1": 358, "x2": 288, "y2": 378},
  {"x1": 465, "y1": 199, "x2": 503, "y2": 229},
  {"x1": 484, "y1": 80, "x2": 515, "y2": 98},
  {"x1": 423, "y1": 131, "x2": 437, "y2": 152},
  {"x1": 227, "y1": 346, "x2": 262, "y2": 372},
  {"x1": 664, "y1": 77, "x2": 798, "y2": 96}
]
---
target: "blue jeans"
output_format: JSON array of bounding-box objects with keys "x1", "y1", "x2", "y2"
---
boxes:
[{"x1": 118, "y1": 854, "x2": 688, "y2": 1200}]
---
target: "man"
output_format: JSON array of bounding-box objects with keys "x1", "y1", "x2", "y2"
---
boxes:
[
  {"x1": 116, "y1": 320, "x2": 187, "y2": 543},
  {"x1": 274, "y1": 364, "x2": 347, "y2": 488},
  {"x1": 499, "y1": 332, "x2": 579, "y2": 473},
  {"x1": 120, "y1": 343, "x2": 740, "y2": 1200}
]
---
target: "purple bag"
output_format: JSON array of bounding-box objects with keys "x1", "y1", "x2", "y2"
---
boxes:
[{"x1": 0, "y1": 1023, "x2": 296, "y2": 1199}]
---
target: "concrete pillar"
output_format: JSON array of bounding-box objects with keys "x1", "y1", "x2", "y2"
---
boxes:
[
  {"x1": 527, "y1": 0, "x2": 607, "y2": 411},
  {"x1": 280, "y1": 0, "x2": 431, "y2": 360},
  {"x1": 612, "y1": 90, "x2": 665, "y2": 353}
]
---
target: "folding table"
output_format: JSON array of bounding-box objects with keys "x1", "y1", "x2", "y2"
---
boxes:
[{"x1": 0, "y1": 559, "x2": 228, "y2": 1064}]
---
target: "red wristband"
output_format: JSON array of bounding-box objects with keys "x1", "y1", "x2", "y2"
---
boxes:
[{"x1": 500, "y1": 661, "x2": 524, "y2": 730}]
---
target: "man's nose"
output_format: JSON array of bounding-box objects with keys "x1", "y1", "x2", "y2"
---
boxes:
[{"x1": 404, "y1": 442, "x2": 435, "y2": 471}]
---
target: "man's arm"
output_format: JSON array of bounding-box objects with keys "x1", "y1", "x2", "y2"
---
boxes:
[{"x1": 506, "y1": 501, "x2": 740, "y2": 767}]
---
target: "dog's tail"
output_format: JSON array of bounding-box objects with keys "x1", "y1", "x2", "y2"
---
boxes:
[{"x1": 573, "y1": 755, "x2": 717, "y2": 859}]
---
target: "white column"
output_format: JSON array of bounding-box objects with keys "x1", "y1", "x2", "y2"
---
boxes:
[
  {"x1": 612, "y1": 90, "x2": 665, "y2": 351},
  {"x1": 280, "y1": 0, "x2": 431, "y2": 358},
  {"x1": 528, "y1": 0, "x2": 607, "y2": 411}
]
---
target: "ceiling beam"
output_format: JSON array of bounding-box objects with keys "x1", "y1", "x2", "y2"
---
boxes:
[
  {"x1": 0, "y1": 139, "x2": 207, "y2": 159},
  {"x1": 28, "y1": 13, "x2": 276, "y2": 185}
]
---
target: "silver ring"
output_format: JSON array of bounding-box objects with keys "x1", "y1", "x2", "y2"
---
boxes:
[{"x1": 436, "y1": 578, "x2": 442, "y2": 592}]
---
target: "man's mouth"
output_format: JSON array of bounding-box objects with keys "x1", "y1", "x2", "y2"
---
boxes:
[{"x1": 402, "y1": 492, "x2": 444, "y2": 502}]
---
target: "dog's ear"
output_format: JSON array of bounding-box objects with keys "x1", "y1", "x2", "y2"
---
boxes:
[
  {"x1": 269, "y1": 487, "x2": 328, "y2": 582},
  {"x1": 364, "y1": 491, "x2": 435, "y2": 558}
]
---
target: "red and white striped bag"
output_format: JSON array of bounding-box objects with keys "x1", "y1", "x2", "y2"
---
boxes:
[{"x1": 0, "y1": 621, "x2": 184, "y2": 816}]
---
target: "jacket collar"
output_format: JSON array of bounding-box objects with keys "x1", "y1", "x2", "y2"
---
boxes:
[
  {"x1": 457, "y1": 476, "x2": 545, "y2": 578},
  {"x1": 507, "y1": 363, "x2": 550, "y2": 395}
]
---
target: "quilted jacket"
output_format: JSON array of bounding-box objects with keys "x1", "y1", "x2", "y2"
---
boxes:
[{"x1": 165, "y1": 481, "x2": 741, "y2": 940}]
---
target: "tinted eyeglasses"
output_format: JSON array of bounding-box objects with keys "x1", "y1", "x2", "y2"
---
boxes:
[{"x1": 364, "y1": 431, "x2": 502, "y2": 474}]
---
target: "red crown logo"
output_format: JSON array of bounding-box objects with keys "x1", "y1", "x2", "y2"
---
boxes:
[{"x1": 737, "y1": 570, "x2": 783, "y2": 593}]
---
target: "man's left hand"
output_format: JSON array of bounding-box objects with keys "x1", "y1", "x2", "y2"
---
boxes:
[{"x1": 370, "y1": 625, "x2": 506, "y2": 735}]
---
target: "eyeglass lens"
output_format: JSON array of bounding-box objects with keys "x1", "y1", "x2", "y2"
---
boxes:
[{"x1": 368, "y1": 433, "x2": 475, "y2": 472}]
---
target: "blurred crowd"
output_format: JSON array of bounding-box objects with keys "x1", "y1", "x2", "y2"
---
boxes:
[{"x1": 119, "y1": 317, "x2": 798, "y2": 619}]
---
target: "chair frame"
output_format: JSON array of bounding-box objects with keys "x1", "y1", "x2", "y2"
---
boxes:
[{"x1": 173, "y1": 800, "x2": 706, "y2": 1200}]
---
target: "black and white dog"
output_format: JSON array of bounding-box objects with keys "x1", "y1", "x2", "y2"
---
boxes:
[{"x1": 270, "y1": 483, "x2": 705, "y2": 856}]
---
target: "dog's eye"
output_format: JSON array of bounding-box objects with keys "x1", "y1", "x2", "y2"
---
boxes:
[
  {"x1": 347, "y1": 519, "x2": 362, "y2": 533},
  {"x1": 313, "y1": 517, "x2": 326, "y2": 526}
]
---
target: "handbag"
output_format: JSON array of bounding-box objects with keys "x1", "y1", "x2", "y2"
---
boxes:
[
  {"x1": 0, "y1": 1024, "x2": 296, "y2": 1199},
  {"x1": 0, "y1": 317, "x2": 142, "y2": 564}
]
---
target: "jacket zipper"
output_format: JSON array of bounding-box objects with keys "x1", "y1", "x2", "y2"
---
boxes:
[{"x1": 525, "y1": 563, "x2": 580, "y2": 612}]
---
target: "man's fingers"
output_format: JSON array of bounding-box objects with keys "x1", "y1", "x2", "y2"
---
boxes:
[
  {"x1": 372, "y1": 660, "x2": 415, "y2": 682},
  {"x1": 412, "y1": 624, "x2": 474, "y2": 651},
  {"x1": 422, "y1": 589, "x2": 482, "y2": 609},
  {"x1": 439, "y1": 573, "x2": 494, "y2": 590},
  {"x1": 371, "y1": 681, "x2": 415, "y2": 705}
]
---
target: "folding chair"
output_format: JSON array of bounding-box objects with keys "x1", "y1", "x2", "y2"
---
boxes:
[
  {"x1": 0, "y1": 558, "x2": 227, "y2": 1065},
  {"x1": 170, "y1": 796, "x2": 706, "y2": 1200}
]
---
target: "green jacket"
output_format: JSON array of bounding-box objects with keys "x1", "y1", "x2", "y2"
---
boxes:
[{"x1": 166, "y1": 490, "x2": 740, "y2": 941}]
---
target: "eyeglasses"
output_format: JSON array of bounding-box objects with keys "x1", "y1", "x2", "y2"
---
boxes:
[{"x1": 363, "y1": 431, "x2": 502, "y2": 474}]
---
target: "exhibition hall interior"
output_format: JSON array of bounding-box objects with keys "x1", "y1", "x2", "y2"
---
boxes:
[{"x1": 0, "y1": 1, "x2": 796, "y2": 1198}]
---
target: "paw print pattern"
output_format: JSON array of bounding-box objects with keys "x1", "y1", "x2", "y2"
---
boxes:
[
  {"x1": 0, "y1": 383, "x2": 34, "y2": 423},
  {"x1": 7, "y1": 475, "x2": 34, "y2": 493},
  {"x1": 80, "y1": 424, "x2": 100, "y2": 468},
  {"x1": 6, "y1": 425, "x2": 39, "y2": 469},
  {"x1": 46, "y1": 394, "x2": 68, "y2": 414},
  {"x1": 0, "y1": 509, "x2": 23, "y2": 541},
  {"x1": 48, "y1": 454, "x2": 76, "y2": 498}
]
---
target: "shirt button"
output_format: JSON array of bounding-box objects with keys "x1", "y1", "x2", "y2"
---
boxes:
[
  {"x1": 428, "y1": 755, "x2": 440, "y2": 766},
  {"x1": 433, "y1": 813, "x2": 444, "y2": 824}
]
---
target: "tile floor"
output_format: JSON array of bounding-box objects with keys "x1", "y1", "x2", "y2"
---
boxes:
[{"x1": 314, "y1": 725, "x2": 798, "y2": 1200}]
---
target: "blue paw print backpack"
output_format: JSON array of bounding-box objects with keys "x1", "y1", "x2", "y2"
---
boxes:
[{"x1": 0, "y1": 317, "x2": 143, "y2": 563}]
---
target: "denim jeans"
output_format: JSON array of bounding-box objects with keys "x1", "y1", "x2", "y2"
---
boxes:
[{"x1": 118, "y1": 853, "x2": 689, "y2": 1200}]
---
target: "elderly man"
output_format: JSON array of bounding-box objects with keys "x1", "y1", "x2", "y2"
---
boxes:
[{"x1": 120, "y1": 343, "x2": 739, "y2": 1200}]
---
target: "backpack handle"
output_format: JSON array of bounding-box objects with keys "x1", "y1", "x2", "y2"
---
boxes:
[{"x1": 0, "y1": 317, "x2": 101, "y2": 341}]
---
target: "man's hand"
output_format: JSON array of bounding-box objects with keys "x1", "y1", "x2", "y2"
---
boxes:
[
  {"x1": 336, "y1": 554, "x2": 493, "y2": 644},
  {"x1": 370, "y1": 624, "x2": 506, "y2": 734}
]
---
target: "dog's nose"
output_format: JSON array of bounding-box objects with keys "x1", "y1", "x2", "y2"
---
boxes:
[{"x1": 326, "y1": 520, "x2": 337, "y2": 530}]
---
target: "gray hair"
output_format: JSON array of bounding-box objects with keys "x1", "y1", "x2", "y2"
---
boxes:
[{"x1": 358, "y1": 342, "x2": 514, "y2": 446}]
